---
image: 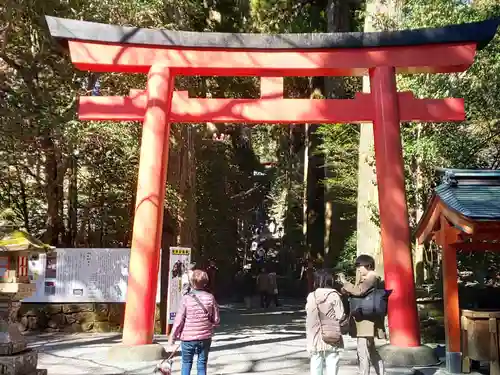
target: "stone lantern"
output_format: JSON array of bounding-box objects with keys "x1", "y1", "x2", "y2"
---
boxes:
[{"x1": 0, "y1": 224, "x2": 52, "y2": 375}]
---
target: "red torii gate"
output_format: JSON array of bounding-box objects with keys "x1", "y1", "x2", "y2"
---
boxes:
[{"x1": 46, "y1": 16, "x2": 499, "y2": 364}]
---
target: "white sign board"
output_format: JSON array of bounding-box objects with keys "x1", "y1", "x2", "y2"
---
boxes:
[
  {"x1": 166, "y1": 247, "x2": 192, "y2": 324},
  {"x1": 23, "y1": 248, "x2": 161, "y2": 303}
]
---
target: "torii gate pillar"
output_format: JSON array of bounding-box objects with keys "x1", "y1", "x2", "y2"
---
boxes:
[
  {"x1": 371, "y1": 66, "x2": 420, "y2": 347},
  {"x1": 122, "y1": 64, "x2": 174, "y2": 345}
]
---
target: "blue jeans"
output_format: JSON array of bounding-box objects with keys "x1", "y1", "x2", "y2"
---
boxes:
[
  {"x1": 310, "y1": 350, "x2": 341, "y2": 375},
  {"x1": 181, "y1": 339, "x2": 212, "y2": 375}
]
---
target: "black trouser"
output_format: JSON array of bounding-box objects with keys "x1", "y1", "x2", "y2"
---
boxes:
[
  {"x1": 234, "y1": 288, "x2": 244, "y2": 302},
  {"x1": 271, "y1": 293, "x2": 280, "y2": 307},
  {"x1": 260, "y1": 291, "x2": 270, "y2": 308}
]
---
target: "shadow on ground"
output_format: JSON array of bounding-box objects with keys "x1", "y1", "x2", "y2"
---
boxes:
[
  {"x1": 217, "y1": 302, "x2": 306, "y2": 335},
  {"x1": 26, "y1": 332, "x2": 122, "y2": 352},
  {"x1": 23, "y1": 300, "x2": 370, "y2": 374},
  {"x1": 23, "y1": 302, "x2": 307, "y2": 352}
]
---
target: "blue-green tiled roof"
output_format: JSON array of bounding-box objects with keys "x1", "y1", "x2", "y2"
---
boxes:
[{"x1": 435, "y1": 169, "x2": 500, "y2": 220}]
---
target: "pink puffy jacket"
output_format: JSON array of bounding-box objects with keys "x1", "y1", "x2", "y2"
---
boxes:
[{"x1": 171, "y1": 290, "x2": 220, "y2": 341}]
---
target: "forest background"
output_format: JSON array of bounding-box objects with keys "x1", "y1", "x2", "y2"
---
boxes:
[{"x1": 1, "y1": 0, "x2": 499, "y2": 295}]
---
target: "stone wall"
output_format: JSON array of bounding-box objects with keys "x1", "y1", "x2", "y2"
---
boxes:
[{"x1": 17, "y1": 303, "x2": 162, "y2": 333}]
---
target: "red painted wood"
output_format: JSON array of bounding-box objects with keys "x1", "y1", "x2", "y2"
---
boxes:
[
  {"x1": 78, "y1": 91, "x2": 464, "y2": 123},
  {"x1": 18, "y1": 256, "x2": 28, "y2": 277},
  {"x1": 67, "y1": 40, "x2": 476, "y2": 75},
  {"x1": 260, "y1": 77, "x2": 283, "y2": 99},
  {"x1": 122, "y1": 64, "x2": 174, "y2": 346},
  {"x1": 371, "y1": 66, "x2": 420, "y2": 347},
  {"x1": 440, "y1": 219, "x2": 462, "y2": 359}
]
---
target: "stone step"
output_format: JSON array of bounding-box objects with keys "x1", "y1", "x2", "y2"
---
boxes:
[
  {"x1": 21, "y1": 371, "x2": 47, "y2": 375},
  {"x1": 0, "y1": 349, "x2": 38, "y2": 375}
]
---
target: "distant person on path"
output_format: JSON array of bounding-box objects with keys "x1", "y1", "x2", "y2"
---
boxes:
[
  {"x1": 169, "y1": 270, "x2": 221, "y2": 375},
  {"x1": 268, "y1": 266, "x2": 280, "y2": 307},
  {"x1": 256, "y1": 267, "x2": 270, "y2": 308},
  {"x1": 306, "y1": 273, "x2": 345, "y2": 375},
  {"x1": 339, "y1": 254, "x2": 386, "y2": 375},
  {"x1": 234, "y1": 269, "x2": 245, "y2": 302},
  {"x1": 301, "y1": 260, "x2": 316, "y2": 295},
  {"x1": 242, "y1": 266, "x2": 254, "y2": 308}
]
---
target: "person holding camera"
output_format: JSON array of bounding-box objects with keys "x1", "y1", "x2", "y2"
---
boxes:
[{"x1": 338, "y1": 255, "x2": 386, "y2": 375}]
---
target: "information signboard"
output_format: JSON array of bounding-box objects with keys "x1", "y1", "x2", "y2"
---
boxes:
[
  {"x1": 166, "y1": 247, "x2": 192, "y2": 324},
  {"x1": 22, "y1": 248, "x2": 161, "y2": 303}
]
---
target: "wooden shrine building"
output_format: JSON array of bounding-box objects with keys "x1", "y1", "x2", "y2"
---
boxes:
[{"x1": 416, "y1": 169, "x2": 500, "y2": 374}]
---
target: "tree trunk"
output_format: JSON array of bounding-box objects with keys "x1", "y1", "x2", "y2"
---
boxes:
[
  {"x1": 284, "y1": 125, "x2": 294, "y2": 264},
  {"x1": 178, "y1": 124, "x2": 197, "y2": 248},
  {"x1": 356, "y1": 0, "x2": 403, "y2": 277},
  {"x1": 304, "y1": 78, "x2": 327, "y2": 258},
  {"x1": 42, "y1": 136, "x2": 66, "y2": 246},
  {"x1": 413, "y1": 122, "x2": 425, "y2": 285},
  {"x1": 79, "y1": 205, "x2": 91, "y2": 247},
  {"x1": 100, "y1": 194, "x2": 107, "y2": 247},
  {"x1": 14, "y1": 166, "x2": 29, "y2": 231},
  {"x1": 302, "y1": 122, "x2": 310, "y2": 250},
  {"x1": 323, "y1": 0, "x2": 350, "y2": 260},
  {"x1": 67, "y1": 152, "x2": 78, "y2": 247},
  {"x1": 167, "y1": 123, "x2": 197, "y2": 249}
]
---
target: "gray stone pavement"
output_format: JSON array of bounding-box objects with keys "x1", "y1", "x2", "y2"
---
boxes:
[{"x1": 24, "y1": 302, "x2": 401, "y2": 375}]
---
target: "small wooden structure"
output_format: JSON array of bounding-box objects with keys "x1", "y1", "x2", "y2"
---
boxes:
[
  {"x1": 0, "y1": 224, "x2": 51, "y2": 375},
  {"x1": 416, "y1": 169, "x2": 500, "y2": 374},
  {"x1": 0, "y1": 226, "x2": 52, "y2": 304},
  {"x1": 461, "y1": 309, "x2": 500, "y2": 375}
]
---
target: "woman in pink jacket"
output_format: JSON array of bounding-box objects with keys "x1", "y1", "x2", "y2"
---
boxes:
[{"x1": 168, "y1": 270, "x2": 220, "y2": 375}]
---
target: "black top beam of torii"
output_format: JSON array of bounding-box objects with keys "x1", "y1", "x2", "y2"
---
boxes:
[{"x1": 45, "y1": 16, "x2": 499, "y2": 51}]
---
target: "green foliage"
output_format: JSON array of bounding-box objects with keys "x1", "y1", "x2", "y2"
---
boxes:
[
  {"x1": 396, "y1": 0, "x2": 500, "y2": 280},
  {"x1": 316, "y1": 124, "x2": 359, "y2": 207},
  {"x1": 0, "y1": 0, "x2": 188, "y2": 245},
  {"x1": 334, "y1": 231, "x2": 357, "y2": 277},
  {"x1": 397, "y1": 0, "x2": 500, "y2": 227},
  {"x1": 1, "y1": 0, "x2": 499, "y2": 286},
  {"x1": 250, "y1": 0, "x2": 327, "y2": 32}
]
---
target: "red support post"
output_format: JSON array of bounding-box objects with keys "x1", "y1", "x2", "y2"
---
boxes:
[
  {"x1": 122, "y1": 64, "x2": 174, "y2": 345},
  {"x1": 370, "y1": 66, "x2": 420, "y2": 348},
  {"x1": 440, "y1": 216, "x2": 462, "y2": 373}
]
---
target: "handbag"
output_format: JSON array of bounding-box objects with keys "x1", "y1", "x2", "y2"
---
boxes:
[
  {"x1": 349, "y1": 279, "x2": 392, "y2": 319},
  {"x1": 188, "y1": 293, "x2": 214, "y2": 324},
  {"x1": 314, "y1": 291, "x2": 342, "y2": 345}
]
